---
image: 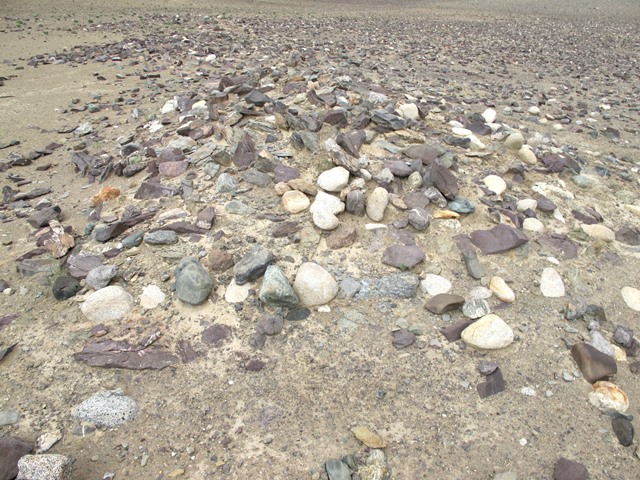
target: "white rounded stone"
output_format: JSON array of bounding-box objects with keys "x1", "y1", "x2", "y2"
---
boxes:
[
  {"x1": 398, "y1": 103, "x2": 420, "y2": 120},
  {"x1": 483, "y1": 175, "x2": 507, "y2": 195},
  {"x1": 540, "y1": 268, "x2": 565, "y2": 298},
  {"x1": 504, "y1": 131, "x2": 525, "y2": 150},
  {"x1": 461, "y1": 314, "x2": 514, "y2": 350},
  {"x1": 366, "y1": 187, "x2": 389, "y2": 222},
  {"x1": 518, "y1": 146, "x2": 538, "y2": 165},
  {"x1": 293, "y1": 262, "x2": 339, "y2": 306},
  {"x1": 452, "y1": 127, "x2": 472, "y2": 137},
  {"x1": 469, "y1": 286, "x2": 493, "y2": 300},
  {"x1": 225, "y1": 279, "x2": 251, "y2": 303},
  {"x1": 523, "y1": 217, "x2": 544, "y2": 233},
  {"x1": 516, "y1": 198, "x2": 537, "y2": 212},
  {"x1": 139, "y1": 285, "x2": 165, "y2": 309},
  {"x1": 281, "y1": 190, "x2": 310, "y2": 214},
  {"x1": 310, "y1": 191, "x2": 345, "y2": 215},
  {"x1": 489, "y1": 276, "x2": 515, "y2": 303},
  {"x1": 588, "y1": 381, "x2": 629, "y2": 414},
  {"x1": 481, "y1": 108, "x2": 497, "y2": 124},
  {"x1": 581, "y1": 224, "x2": 615, "y2": 242},
  {"x1": 527, "y1": 106, "x2": 540, "y2": 116},
  {"x1": 317, "y1": 166, "x2": 350, "y2": 192},
  {"x1": 81, "y1": 286, "x2": 134, "y2": 322},
  {"x1": 420, "y1": 274, "x2": 452, "y2": 296},
  {"x1": 621, "y1": 286, "x2": 640, "y2": 311},
  {"x1": 312, "y1": 210, "x2": 340, "y2": 230}
]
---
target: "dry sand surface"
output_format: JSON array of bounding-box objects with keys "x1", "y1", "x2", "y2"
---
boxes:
[{"x1": 1, "y1": 0, "x2": 640, "y2": 479}]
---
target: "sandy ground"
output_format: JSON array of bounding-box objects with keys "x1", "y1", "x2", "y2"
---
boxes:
[{"x1": 1, "y1": 1, "x2": 640, "y2": 479}]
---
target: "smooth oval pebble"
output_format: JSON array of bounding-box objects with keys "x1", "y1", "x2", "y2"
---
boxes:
[
  {"x1": 522, "y1": 217, "x2": 544, "y2": 232},
  {"x1": 317, "y1": 166, "x2": 350, "y2": 192},
  {"x1": 281, "y1": 190, "x2": 310, "y2": 213},
  {"x1": 489, "y1": 276, "x2": 515, "y2": 303},
  {"x1": 420, "y1": 274, "x2": 452, "y2": 296},
  {"x1": 518, "y1": 146, "x2": 537, "y2": 165},
  {"x1": 452, "y1": 127, "x2": 472, "y2": 137},
  {"x1": 581, "y1": 224, "x2": 615, "y2": 242},
  {"x1": 540, "y1": 268, "x2": 565, "y2": 298},
  {"x1": 293, "y1": 262, "x2": 339, "y2": 306},
  {"x1": 461, "y1": 314, "x2": 514, "y2": 350},
  {"x1": 483, "y1": 175, "x2": 507, "y2": 195},
  {"x1": 80, "y1": 286, "x2": 134, "y2": 322},
  {"x1": 621, "y1": 286, "x2": 640, "y2": 311},
  {"x1": 504, "y1": 132, "x2": 524, "y2": 150},
  {"x1": 366, "y1": 187, "x2": 389, "y2": 222},
  {"x1": 588, "y1": 381, "x2": 629, "y2": 413},
  {"x1": 352, "y1": 426, "x2": 386, "y2": 448}
]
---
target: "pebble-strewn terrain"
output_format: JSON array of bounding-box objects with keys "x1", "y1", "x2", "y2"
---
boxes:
[{"x1": 1, "y1": 0, "x2": 640, "y2": 478}]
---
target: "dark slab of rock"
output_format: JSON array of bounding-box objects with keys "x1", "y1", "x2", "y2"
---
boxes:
[
  {"x1": 571, "y1": 208, "x2": 603, "y2": 225},
  {"x1": 346, "y1": 190, "x2": 365, "y2": 216},
  {"x1": 274, "y1": 165, "x2": 300, "y2": 183},
  {"x1": 553, "y1": 458, "x2": 589, "y2": 480},
  {"x1": 234, "y1": 246, "x2": 275, "y2": 285},
  {"x1": 441, "y1": 321, "x2": 474, "y2": 342},
  {"x1": 381, "y1": 245, "x2": 425, "y2": 269},
  {"x1": 208, "y1": 249, "x2": 234, "y2": 271},
  {"x1": 336, "y1": 130, "x2": 366, "y2": 158},
  {"x1": 429, "y1": 163, "x2": 458, "y2": 200},
  {"x1": 233, "y1": 132, "x2": 257, "y2": 170},
  {"x1": 321, "y1": 109, "x2": 348, "y2": 128},
  {"x1": 611, "y1": 415, "x2": 634, "y2": 447},
  {"x1": 26, "y1": 205, "x2": 61, "y2": 228},
  {"x1": 392, "y1": 329, "x2": 416, "y2": 349},
  {"x1": 94, "y1": 211, "x2": 156, "y2": 242},
  {"x1": 245, "y1": 89, "x2": 272, "y2": 107},
  {"x1": 285, "y1": 308, "x2": 311, "y2": 321},
  {"x1": 616, "y1": 226, "x2": 640, "y2": 246},
  {"x1": 326, "y1": 226, "x2": 357, "y2": 249},
  {"x1": 426, "y1": 294, "x2": 465, "y2": 314},
  {"x1": 74, "y1": 340, "x2": 176, "y2": 370},
  {"x1": 477, "y1": 367, "x2": 506, "y2": 399},
  {"x1": 272, "y1": 221, "x2": 300, "y2": 238},
  {"x1": 202, "y1": 324, "x2": 231, "y2": 346},
  {"x1": 402, "y1": 143, "x2": 443, "y2": 164},
  {"x1": 248, "y1": 332, "x2": 266, "y2": 349},
  {"x1": 151, "y1": 222, "x2": 207, "y2": 235},
  {"x1": 0, "y1": 343, "x2": 16, "y2": 362},
  {"x1": 134, "y1": 181, "x2": 177, "y2": 200},
  {"x1": 408, "y1": 208, "x2": 430, "y2": 231},
  {"x1": 66, "y1": 254, "x2": 102, "y2": 278},
  {"x1": 536, "y1": 233, "x2": 578, "y2": 259},
  {"x1": 0, "y1": 436, "x2": 33, "y2": 480},
  {"x1": 256, "y1": 315, "x2": 284, "y2": 336},
  {"x1": 384, "y1": 159, "x2": 416, "y2": 177},
  {"x1": 52, "y1": 276, "x2": 82, "y2": 301},
  {"x1": 571, "y1": 342, "x2": 617, "y2": 383},
  {"x1": 176, "y1": 340, "x2": 199, "y2": 364},
  {"x1": 0, "y1": 313, "x2": 19, "y2": 331},
  {"x1": 371, "y1": 110, "x2": 406, "y2": 131},
  {"x1": 196, "y1": 207, "x2": 216, "y2": 230},
  {"x1": 469, "y1": 224, "x2": 528, "y2": 254}
]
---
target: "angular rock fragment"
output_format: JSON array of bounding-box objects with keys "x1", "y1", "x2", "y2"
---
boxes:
[
  {"x1": 233, "y1": 132, "x2": 257, "y2": 170},
  {"x1": 425, "y1": 294, "x2": 465, "y2": 314},
  {"x1": 392, "y1": 329, "x2": 416, "y2": 349},
  {"x1": 27, "y1": 206, "x2": 61, "y2": 228},
  {"x1": 477, "y1": 368, "x2": 506, "y2": 399},
  {"x1": 234, "y1": 246, "x2": 275, "y2": 285},
  {"x1": 17, "y1": 454, "x2": 74, "y2": 480},
  {"x1": 75, "y1": 340, "x2": 176, "y2": 370},
  {"x1": 469, "y1": 224, "x2": 528, "y2": 254},
  {"x1": 381, "y1": 245, "x2": 425, "y2": 269},
  {"x1": 571, "y1": 342, "x2": 617, "y2": 383},
  {"x1": 0, "y1": 436, "x2": 33, "y2": 480},
  {"x1": 259, "y1": 265, "x2": 299, "y2": 308}
]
